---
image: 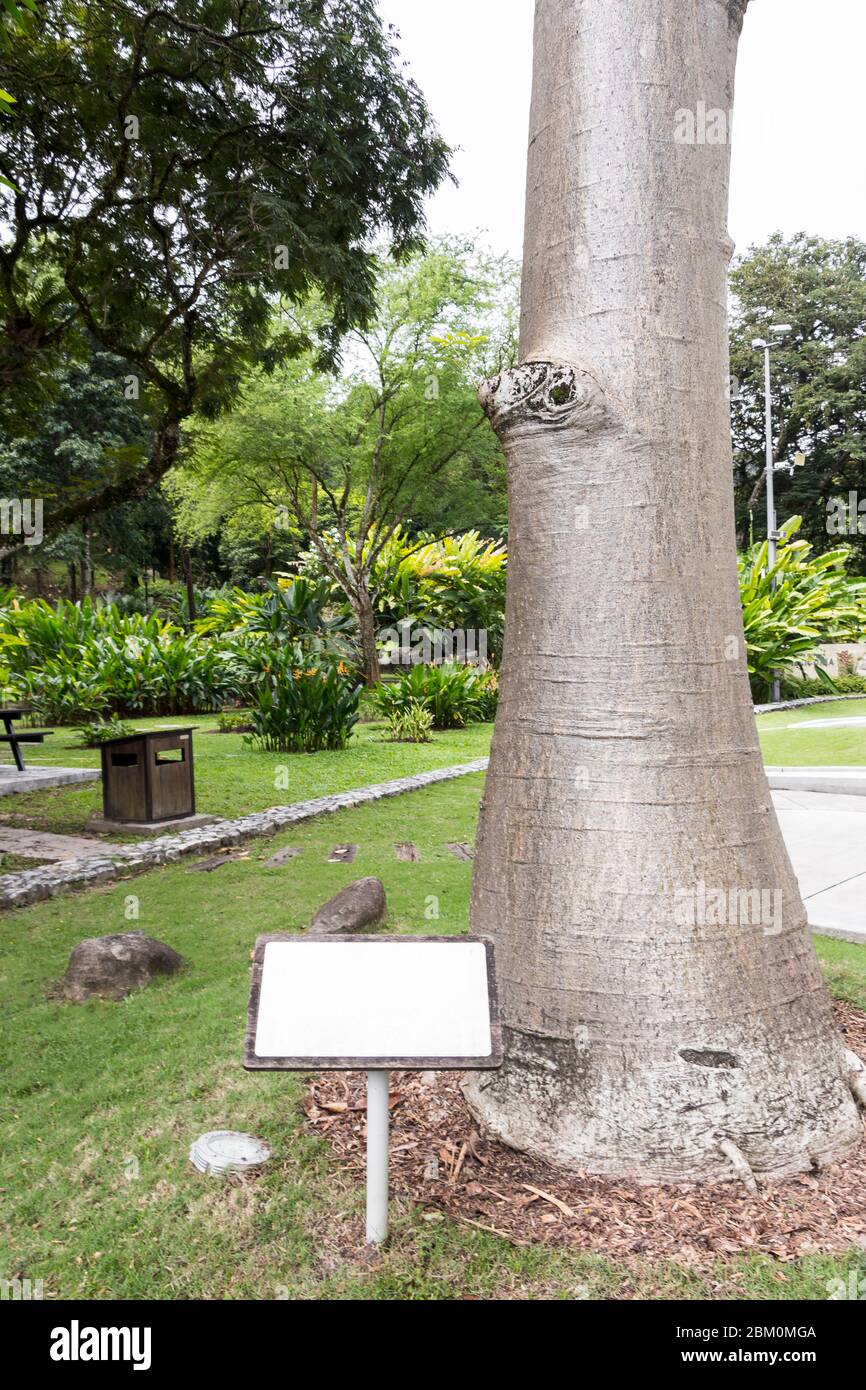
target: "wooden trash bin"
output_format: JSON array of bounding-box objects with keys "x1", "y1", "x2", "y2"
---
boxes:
[{"x1": 99, "y1": 728, "x2": 196, "y2": 824}]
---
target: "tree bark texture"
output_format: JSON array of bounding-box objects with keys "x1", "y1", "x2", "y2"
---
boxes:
[
  {"x1": 355, "y1": 587, "x2": 381, "y2": 686},
  {"x1": 463, "y1": 0, "x2": 863, "y2": 1182}
]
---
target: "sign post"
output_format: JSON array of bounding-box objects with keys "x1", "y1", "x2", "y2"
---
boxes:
[
  {"x1": 365, "y1": 1069, "x2": 390, "y2": 1244},
  {"x1": 244, "y1": 935, "x2": 501, "y2": 1245}
]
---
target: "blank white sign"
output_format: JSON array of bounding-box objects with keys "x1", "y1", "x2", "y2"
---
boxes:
[{"x1": 251, "y1": 939, "x2": 494, "y2": 1064}]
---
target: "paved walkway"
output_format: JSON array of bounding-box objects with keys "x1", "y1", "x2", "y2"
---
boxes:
[
  {"x1": 0, "y1": 766, "x2": 100, "y2": 796},
  {"x1": 0, "y1": 827, "x2": 108, "y2": 861},
  {"x1": 773, "y1": 789, "x2": 866, "y2": 944}
]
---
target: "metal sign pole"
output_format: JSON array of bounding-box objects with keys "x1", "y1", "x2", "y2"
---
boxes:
[
  {"x1": 365, "y1": 1069, "x2": 390, "y2": 1244},
  {"x1": 244, "y1": 936, "x2": 502, "y2": 1249}
]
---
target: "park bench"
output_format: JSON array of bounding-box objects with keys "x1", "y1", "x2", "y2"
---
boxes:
[{"x1": 0, "y1": 706, "x2": 54, "y2": 773}]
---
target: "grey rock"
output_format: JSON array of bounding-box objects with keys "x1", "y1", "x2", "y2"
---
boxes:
[
  {"x1": 308, "y1": 877, "x2": 386, "y2": 937},
  {"x1": 51, "y1": 930, "x2": 183, "y2": 1002},
  {"x1": 446, "y1": 842, "x2": 475, "y2": 861}
]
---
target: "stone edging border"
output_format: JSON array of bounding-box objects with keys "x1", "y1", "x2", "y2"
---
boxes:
[
  {"x1": 0, "y1": 759, "x2": 490, "y2": 911},
  {"x1": 753, "y1": 694, "x2": 866, "y2": 714}
]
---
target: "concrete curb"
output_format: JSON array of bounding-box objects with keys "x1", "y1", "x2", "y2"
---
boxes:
[
  {"x1": 0, "y1": 759, "x2": 490, "y2": 911},
  {"x1": 767, "y1": 767, "x2": 866, "y2": 797}
]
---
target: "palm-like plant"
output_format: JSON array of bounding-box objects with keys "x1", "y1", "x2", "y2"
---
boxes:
[{"x1": 739, "y1": 516, "x2": 866, "y2": 698}]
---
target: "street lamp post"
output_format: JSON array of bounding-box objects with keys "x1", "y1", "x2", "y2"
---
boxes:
[{"x1": 752, "y1": 325, "x2": 792, "y2": 704}]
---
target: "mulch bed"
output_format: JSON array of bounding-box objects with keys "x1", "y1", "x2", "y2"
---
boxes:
[{"x1": 302, "y1": 1000, "x2": 866, "y2": 1267}]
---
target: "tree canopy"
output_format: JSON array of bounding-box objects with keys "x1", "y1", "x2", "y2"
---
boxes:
[
  {"x1": 0, "y1": 0, "x2": 450, "y2": 535},
  {"x1": 730, "y1": 233, "x2": 866, "y2": 569},
  {"x1": 169, "y1": 240, "x2": 516, "y2": 678}
]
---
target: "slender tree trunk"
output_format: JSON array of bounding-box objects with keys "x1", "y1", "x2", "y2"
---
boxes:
[
  {"x1": 464, "y1": 0, "x2": 862, "y2": 1182},
  {"x1": 81, "y1": 532, "x2": 92, "y2": 597},
  {"x1": 168, "y1": 537, "x2": 176, "y2": 584},
  {"x1": 182, "y1": 547, "x2": 197, "y2": 625},
  {"x1": 354, "y1": 584, "x2": 380, "y2": 686},
  {"x1": 68, "y1": 562, "x2": 77, "y2": 602}
]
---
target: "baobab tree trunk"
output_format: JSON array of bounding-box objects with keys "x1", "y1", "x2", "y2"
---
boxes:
[{"x1": 464, "y1": 0, "x2": 863, "y2": 1183}]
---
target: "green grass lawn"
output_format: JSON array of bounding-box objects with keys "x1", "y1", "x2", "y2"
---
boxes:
[
  {"x1": 3, "y1": 695, "x2": 862, "y2": 846},
  {"x1": 757, "y1": 697, "x2": 866, "y2": 767},
  {"x1": 0, "y1": 714, "x2": 494, "y2": 840},
  {"x1": 1, "y1": 772, "x2": 864, "y2": 1302}
]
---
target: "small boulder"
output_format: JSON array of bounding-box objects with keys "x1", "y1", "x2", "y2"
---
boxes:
[
  {"x1": 51, "y1": 930, "x2": 183, "y2": 1002},
  {"x1": 308, "y1": 877, "x2": 386, "y2": 938}
]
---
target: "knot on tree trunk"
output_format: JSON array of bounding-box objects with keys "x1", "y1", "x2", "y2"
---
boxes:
[
  {"x1": 726, "y1": 0, "x2": 751, "y2": 35},
  {"x1": 478, "y1": 361, "x2": 618, "y2": 441}
]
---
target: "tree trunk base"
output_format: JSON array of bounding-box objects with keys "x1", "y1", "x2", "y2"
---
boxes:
[{"x1": 463, "y1": 1025, "x2": 863, "y2": 1184}]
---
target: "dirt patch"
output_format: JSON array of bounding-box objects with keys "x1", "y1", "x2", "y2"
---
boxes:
[{"x1": 303, "y1": 1001, "x2": 866, "y2": 1268}]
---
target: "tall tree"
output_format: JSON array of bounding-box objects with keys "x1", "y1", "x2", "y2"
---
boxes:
[
  {"x1": 173, "y1": 242, "x2": 516, "y2": 681},
  {"x1": 0, "y1": 0, "x2": 36, "y2": 128},
  {"x1": 729, "y1": 234, "x2": 866, "y2": 567},
  {"x1": 0, "y1": 345, "x2": 168, "y2": 593},
  {"x1": 464, "y1": 0, "x2": 864, "y2": 1182},
  {"x1": 0, "y1": 0, "x2": 449, "y2": 534}
]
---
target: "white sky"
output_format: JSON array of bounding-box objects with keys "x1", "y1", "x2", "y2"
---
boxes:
[{"x1": 377, "y1": 0, "x2": 866, "y2": 262}]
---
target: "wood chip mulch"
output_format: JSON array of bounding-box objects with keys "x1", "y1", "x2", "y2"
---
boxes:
[{"x1": 302, "y1": 1000, "x2": 866, "y2": 1268}]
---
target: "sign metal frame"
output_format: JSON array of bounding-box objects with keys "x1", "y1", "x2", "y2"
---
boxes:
[{"x1": 243, "y1": 933, "x2": 502, "y2": 1072}]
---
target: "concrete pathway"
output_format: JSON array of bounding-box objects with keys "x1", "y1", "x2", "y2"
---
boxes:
[
  {"x1": 0, "y1": 766, "x2": 100, "y2": 796},
  {"x1": 0, "y1": 827, "x2": 110, "y2": 861},
  {"x1": 773, "y1": 789, "x2": 866, "y2": 944}
]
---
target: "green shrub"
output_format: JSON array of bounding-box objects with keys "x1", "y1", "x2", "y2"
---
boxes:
[
  {"x1": 74, "y1": 718, "x2": 136, "y2": 747},
  {"x1": 372, "y1": 662, "x2": 490, "y2": 729},
  {"x1": 197, "y1": 576, "x2": 351, "y2": 653},
  {"x1": 739, "y1": 517, "x2": 866, "y2": 702},
  {"x1": 474, "y1": 669, "x2": 499, "y2": 721},
  {"x1": 385, "y1": 699, "x2": 434, "y2": 743},
  {"x1": 298, "y1": 528, "x2": 507, "y2": 664},
  {"x1": 781, "y1": 673, "x2": 866, "y2": 699},
  {"x1": 0, "y1": 596, "x2": 238, "y2": 720},
  {"x1": 216, "y1": 709, "x2": 253, "y2": 733},
  {"x1": 242, "y1": 645, "x2": 361, "y2": 753},
  {"x1": 20, "y1": 654, "x2": 110, "y2": 724}
]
